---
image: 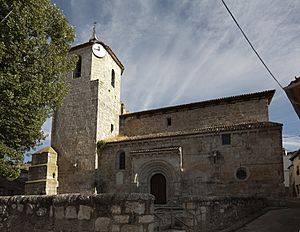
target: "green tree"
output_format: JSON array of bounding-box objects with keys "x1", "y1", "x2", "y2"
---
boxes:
[{"x1": 0, "y1": 0, "x2": 76, "y2": 179}]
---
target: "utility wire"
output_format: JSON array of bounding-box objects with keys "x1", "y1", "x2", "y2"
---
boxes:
[
  {"x1": 221, "y1": 0, "x2": 284, "y2": 89},
  {"x1": 283, "y1": 135, "x2": 300, "y2": 138}
]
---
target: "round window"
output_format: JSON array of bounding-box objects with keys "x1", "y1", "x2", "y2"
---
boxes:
[{"x1": 235, "y1": 167, "x2": 249, "y2": 181}]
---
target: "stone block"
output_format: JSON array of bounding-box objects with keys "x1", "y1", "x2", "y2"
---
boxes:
[
  {"x1": 112, "y1": 224, "x2": 120, "y2": 232},
  {"x1": 54, "y1": 206, "x2": 64, "y2": 219},
  {"x1": 125, "y1": 202, "x2": 145, "y2": 215},
  {"x1": 148, "y1": 223, "x2": 155, "y2": 232},
  {"x1": 78, "y1": 205, "x2": 92, "y2": 220},
  {"x1": 149, "y1": 204, "x2": 154, "y2": 214},
  {"x1": 113, "y1": 215, "x2": 129, "y2": 224},
  {"x1": 138, "y1": 215, "x2": 154, "y2": 224},
  {"x1": 95, "y1": 217, "x2": 111, "y2": 232},
  {"x1": 111, "y1": 205, "x2": 121, "y2": 214},
  {"x1": 120, "y1": 225, "x2": 143, "y2": 232},
  {"x1": 65, "y1": 206, "x2": 77, "y2": 219}
]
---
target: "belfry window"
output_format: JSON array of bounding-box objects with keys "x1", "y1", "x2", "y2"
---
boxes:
[
  {"x1": 111, "y1": 69, "x2": 115, "y2": 88},
  {"x1": 119, "y1": 152, "x2": 125, "y2": 170},
  {"x1": 73, "y1": 56, "x2": 82, "y2": 78}
]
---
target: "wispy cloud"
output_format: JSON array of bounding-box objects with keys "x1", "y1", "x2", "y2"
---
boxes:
[
  {"x1": 49, "y1": 0, "x2": 300, "y2": 145},
  {"x1": 41, "y1": 117, "x2": 52, "y2": 141},
  {"x1": 283, "y1": 135, "x2": 300, "y2": 152}
]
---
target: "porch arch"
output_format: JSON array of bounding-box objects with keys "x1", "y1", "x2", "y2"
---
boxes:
[{"x1": 137, "y1": 160, "x2": 180, "y2": 203}]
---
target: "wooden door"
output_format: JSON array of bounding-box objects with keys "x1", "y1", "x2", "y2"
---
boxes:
[{"x1": 150, "y1": 174, "x2": 166, "y2": 204}]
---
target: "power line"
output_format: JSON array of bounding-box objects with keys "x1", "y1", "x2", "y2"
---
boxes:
[
  {"x1": 221, "y1": 0, "x2": 284, "y2": 89},
  {"x1": 283, "y1": 135, "x2": 300, "y2": 139}
]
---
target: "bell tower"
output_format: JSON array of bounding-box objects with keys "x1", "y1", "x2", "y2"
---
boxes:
[{"x1": 51, "y1": 28, "x2": 124, "y2": 194}]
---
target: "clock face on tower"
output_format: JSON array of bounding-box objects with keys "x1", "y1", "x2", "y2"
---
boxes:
[{"x1": 92, "y1": 43, "x2": 106, "y2": 58}]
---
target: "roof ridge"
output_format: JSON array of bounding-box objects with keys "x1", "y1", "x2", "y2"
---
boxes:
[
  {"x1": 122, "y1": 90, "x2": 275, "y2": 117},
  {"x1": 105, "y1": 121, "x2": 282, "y2": 143},
  {"x1": 33, "y1": 146, "x2": 57, "y2": 155}
]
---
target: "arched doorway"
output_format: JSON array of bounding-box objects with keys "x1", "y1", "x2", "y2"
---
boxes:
[{"x1": 150, "y1": 173, "x2": 167, "y2": 204}]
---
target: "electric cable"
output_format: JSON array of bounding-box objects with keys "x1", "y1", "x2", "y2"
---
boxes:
[
  {"x1": 283, "y1": 135, "x2": 300, "y2": 138},
  {"x1": 221, "y1": 0, "x2": 284, "y2": 90}
]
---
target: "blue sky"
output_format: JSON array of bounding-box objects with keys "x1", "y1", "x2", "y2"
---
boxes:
[{"x1": 30, "y1": 0, "x2": 300, "y2": 159}]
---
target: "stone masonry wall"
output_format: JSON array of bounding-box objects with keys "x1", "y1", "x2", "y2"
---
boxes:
[
  {"x1": 0, "y1": 193, "x2": 154, "y2": 232},
  {"x1": 182, "y1": 196, "x2": 267, "y2": 231},
  {"x1": 25, "y1": 150, "x2": 58, "y2": 195},
  {"x1": 120, "y1": 98, "x2": 269, "y2": 137},
  {"x1": 91, "y1": 44, "x2": 122, "y2": 141},
  {"x1": 98, "y1": 123, "x2": 284, "y2": 199},
  {"x1": 51, "y1": 45, "x2": 99, "y2": 194},
  {"x1": 52, "y1": 42, "x2": 123, "y2": 194}
]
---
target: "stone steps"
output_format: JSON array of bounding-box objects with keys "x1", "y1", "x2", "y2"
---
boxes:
[{"x1": 154, "y1": 204, "x2": 190, "y2": 232}]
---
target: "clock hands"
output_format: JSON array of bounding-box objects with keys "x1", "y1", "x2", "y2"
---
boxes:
[
  {"x1": 94, "y1": 46, "x2": 101, "y2": 51},
  {"x1": 92, "y1": 44, "x2": 106, "y2": 58}
]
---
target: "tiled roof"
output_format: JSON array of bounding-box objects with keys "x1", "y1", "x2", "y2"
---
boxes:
[
  {"x1": 104, "y1": 121, "x2": 282, "y2": 144},
  {"x1": 286, "y1": 76, "x2": 300, "y2": 86},
  {"x1": 289, "y1": 149, "x2": 300, "y2": 161},
  {"x1": 33, "y1": 146, "x2": 57, "y2": 155},
  {"x1": 284, "y1": 77, "x2": 300, "y2": 119},
  {"x1": 130, "y1": 146, "x2": 181, "y2": 154},
  {"x1": 121, "y1": 90, "x2": 275, "y2": 118}
]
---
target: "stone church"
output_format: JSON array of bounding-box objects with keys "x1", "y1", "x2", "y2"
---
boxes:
[{"x1": 26, "y1": 32, "x2": 285, "y2": 203}]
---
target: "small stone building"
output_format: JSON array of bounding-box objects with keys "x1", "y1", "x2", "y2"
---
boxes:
[
  {"x1": 284, "y1": 76, "x2": 300, "y2": 118},
  {"x1": 289, "y1": 149, "x2": 300, "y2": 197},
  {"x1": 25, "y1": 146, "x2": 58, "y2": 195},
  {"x1": 50, "y1": 33, "x2": 285, "y2": 202}
]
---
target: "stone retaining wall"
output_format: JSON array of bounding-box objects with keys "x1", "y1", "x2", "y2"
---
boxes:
[
  {"x1": 0, "y1": 193, "x2": 154, "y2": 232},
  {"x1": 182, "y1": 196, "x2": 267, "y2": 231}
]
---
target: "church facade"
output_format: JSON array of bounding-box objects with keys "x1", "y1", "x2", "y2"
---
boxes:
[{"x1": 50, "y1": 35, "x2": 285, "y2": 203}]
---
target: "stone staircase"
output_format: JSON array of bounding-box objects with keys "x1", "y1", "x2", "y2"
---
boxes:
[{"x1": 154, "y1": 203, "x2": 195, "y2": 232}]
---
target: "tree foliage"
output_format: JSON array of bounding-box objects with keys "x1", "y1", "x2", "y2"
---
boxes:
[{"x1": 0, "y1": 0, "x2": 76, "y2": 179}]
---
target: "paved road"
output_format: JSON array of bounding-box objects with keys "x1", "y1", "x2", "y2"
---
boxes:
[{"x1": 236, "y1": 208, "x2": 300, "y2": 232}]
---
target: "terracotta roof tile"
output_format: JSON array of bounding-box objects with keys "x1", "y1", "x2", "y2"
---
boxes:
[
  {"x1": 33, "y1": 146, "x2": 57, "y2": 155},
  {"x1": 104, "y1": 121, "x2": 282, "y2": 144},
  {"x1": 121, "y1": 90, "x2": 275, "y2": 118}
]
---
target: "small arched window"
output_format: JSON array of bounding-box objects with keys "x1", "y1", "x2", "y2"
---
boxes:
[
  {"x1": 119, "y1": 152, "x2": 125, "y2": 170},
  {"x1": 111, "y1": 69, "x2": 115, "y2": 88},
  {"x1": 73, "y1": 56, "x2": 82, "y2": 78}
]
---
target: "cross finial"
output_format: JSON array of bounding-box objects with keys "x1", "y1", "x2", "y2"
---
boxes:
[{"x1": 89, "y1": 22, "x2": 98, "y2": 42}]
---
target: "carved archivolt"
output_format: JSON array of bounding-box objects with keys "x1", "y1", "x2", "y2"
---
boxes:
[{"x1": 138, "y1": 160, "x2": 180, "y2": 185}]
